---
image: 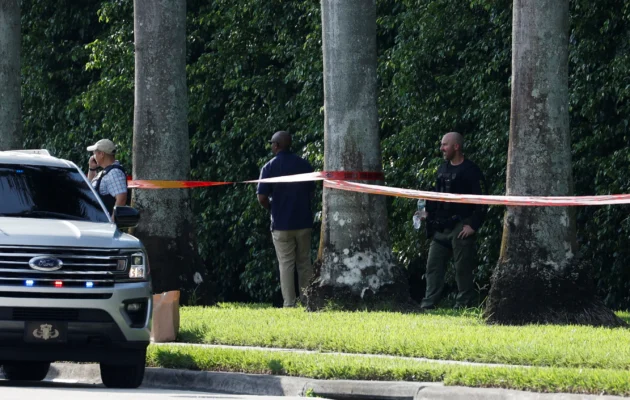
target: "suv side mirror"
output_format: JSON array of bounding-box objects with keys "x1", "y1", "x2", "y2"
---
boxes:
[{"x1": 113, "y1": 206, "x2": 140, "y2": 229}]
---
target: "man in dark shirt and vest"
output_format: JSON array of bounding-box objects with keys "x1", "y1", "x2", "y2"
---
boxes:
[
  {"x1": 257, "y1": 131, "x2": 315, "y2": 307},
  {"x1": 418, "y1": 132, "x2": 486, "y2": 310}
]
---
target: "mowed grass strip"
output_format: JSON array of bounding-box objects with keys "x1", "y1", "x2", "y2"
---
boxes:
[
  {"x1": 178, "y1": 304, "x2": 630, "y2": 370},
  {"x1": 146, "y1": 344, "x2": 630, "y2": 396}
]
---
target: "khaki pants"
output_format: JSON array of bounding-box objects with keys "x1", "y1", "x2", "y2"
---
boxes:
[
  {"x1": 421, "y1": 221, "x2": 477, "y2": 308},
  {"x1": 272, "y1": 228, "x2": 313, "y2": 307}
]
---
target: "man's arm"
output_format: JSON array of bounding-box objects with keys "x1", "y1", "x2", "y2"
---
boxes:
[
  {"x1": 257, "y1": 194, "x2": 270, "y2": 210},
  {"x1": 256, "y1": 163, "x2": 272, "y2": 210},
  {"x1": 87, "y1": 155, "x2": 98, "y2": 181},
  {"x1": 115, "y1": 192, "x2": 128, "y2": 207},
  {"x1": 424, "y1": 166, "x2": 442, "y2": 219},
  {"x1": 108, "y1": 169, "x2": 128, "y2": 214}
]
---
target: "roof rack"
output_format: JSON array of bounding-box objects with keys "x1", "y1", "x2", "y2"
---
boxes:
[{"x1": 9, "y1": 149, "x2": 51, "y2": 156}]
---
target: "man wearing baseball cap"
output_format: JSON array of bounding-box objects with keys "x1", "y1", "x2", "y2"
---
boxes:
[{"x1": 86, "y1": 139, "x2": 128, "y2": 215}]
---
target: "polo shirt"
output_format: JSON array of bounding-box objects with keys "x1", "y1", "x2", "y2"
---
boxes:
[{"x1": 257, "y1": 151, "x2": 314, "y2": 231}]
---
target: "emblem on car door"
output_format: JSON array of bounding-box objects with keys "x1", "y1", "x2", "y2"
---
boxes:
[{"x1": 29, "y1": 256, "x2": 63, "y2": 271}]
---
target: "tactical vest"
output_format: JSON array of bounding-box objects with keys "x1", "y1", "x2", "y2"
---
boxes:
[
  {"x1": 95, "y1": 164, "x2": 127, "y2": 214},
  {"x1": 434, "y1": 160, "x2": 486, "y2": 220},
  {"x1": 434, "y1": 166, "x2": 459, "y2": 217}
]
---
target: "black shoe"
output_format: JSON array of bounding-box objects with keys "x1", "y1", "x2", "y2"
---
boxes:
[{"x1": 420, "y1": 304, "x2": 436, "y2": 311}]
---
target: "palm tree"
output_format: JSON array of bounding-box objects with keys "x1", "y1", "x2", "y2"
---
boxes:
[
  {"x1": 484, "y1": 0, "x2": 624, "y2": 327},
  {"x1": 306, "y1": 0, "x2": 408, "y2": 310},
  {"x1": 133, "y1": 0, "x2": 203, "y2": 296},
  {"x1": 0, "y1": 0, "x2": 21, "y2": 150}
]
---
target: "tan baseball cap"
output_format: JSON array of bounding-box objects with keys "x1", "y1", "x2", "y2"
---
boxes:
[{"x1": 86, "y1": 139, "x2": 117, "y2": 155}]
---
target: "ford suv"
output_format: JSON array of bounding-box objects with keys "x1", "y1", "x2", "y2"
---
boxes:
[{"x1": 0, "y1": 150, "x2": 151, "y2": 388}]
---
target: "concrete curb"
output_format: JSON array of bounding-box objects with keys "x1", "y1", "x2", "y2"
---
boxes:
[{"x1": 38, "y1": 363, "x2": 624, "y2": 400}]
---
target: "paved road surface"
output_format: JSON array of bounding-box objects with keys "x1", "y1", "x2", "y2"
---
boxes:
[{"x1": 0, "y1": 380, "x2": 307, "y2": 400}]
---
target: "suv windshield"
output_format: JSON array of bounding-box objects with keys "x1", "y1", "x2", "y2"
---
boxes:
[{"x1": 0, "y1": 163, "x2": 109, "y2": 222}]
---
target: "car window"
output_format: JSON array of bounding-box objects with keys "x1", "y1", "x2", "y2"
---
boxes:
[{"x1": 0, "y1": 163, "x2": 109, "y2": 222}]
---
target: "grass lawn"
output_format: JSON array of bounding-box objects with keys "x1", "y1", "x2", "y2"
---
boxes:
[
  {"x1": 177, "y1": 304, "x2": 630, "y2": 370},
  {"x1": 147, "y1": 344, "x2": 630, "y2": 396},
  {"x1": 147, "y1": 303, "x2": 630, "y2": 395}
]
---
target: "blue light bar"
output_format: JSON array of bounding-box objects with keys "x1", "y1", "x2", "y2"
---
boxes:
[
  {"x1": 25, "y1": 280, "x2": 34, "y2": 287},
  {"x1": 85, "y1": 282, "x2": 94, "y2": 288}
]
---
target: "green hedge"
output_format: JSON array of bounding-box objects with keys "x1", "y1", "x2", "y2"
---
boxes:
[{"x1": 20, "y1": 0, "x2": 630, "y2": 308}]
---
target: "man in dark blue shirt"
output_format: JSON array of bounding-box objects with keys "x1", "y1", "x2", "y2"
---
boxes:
[{"x1": 257, "y1": 131, "x2": 315, "y2": 307}]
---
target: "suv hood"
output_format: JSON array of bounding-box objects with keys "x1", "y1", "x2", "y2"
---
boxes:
[{"x1": 0, "y1": 217, "x2": 141, "y2": 248}]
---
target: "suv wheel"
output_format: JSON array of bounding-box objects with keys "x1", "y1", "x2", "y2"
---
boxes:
[
  {"x1": 2, "y1": 361, "x2": 51, "y2": 381},
  {"x1": 100, "y1": 355, "x2": 146, "y2": 388}
]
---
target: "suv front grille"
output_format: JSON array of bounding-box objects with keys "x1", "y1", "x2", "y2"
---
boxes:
[
  {"x1": 0, "y1": 307, "x2": 114, "y2": 322},
  {"x1": 0, "y1": 291, "x2": 113, "y2": 299},
  {"x1": 0, "y1": 246, "x2": 131, "y2": 287}
]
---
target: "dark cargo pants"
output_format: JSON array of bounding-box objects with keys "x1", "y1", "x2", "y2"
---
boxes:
[{"x1": 421, "y1": 221, "x2": 477, "y2": 308}]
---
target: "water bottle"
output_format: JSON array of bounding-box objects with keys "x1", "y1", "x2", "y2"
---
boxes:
[{"x1": 413, "y1": 199, "x2": 427, "y2": 230}]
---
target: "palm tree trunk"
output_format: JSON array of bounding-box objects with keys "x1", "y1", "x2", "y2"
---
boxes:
[
  {"x1": 306, "y1": 0, "x2": 409, "y2": 311},
  {"x1": 484, "y1": 0, "x2": 624, "y2": 327},
  {"x1": 0, "y1": 0, "x2": 21, "y2": 150},
  {"x1": 133, "y1": 0, "x2": 204, "y2": 298}
]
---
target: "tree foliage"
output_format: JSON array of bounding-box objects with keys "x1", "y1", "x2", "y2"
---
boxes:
[{"x1": 19, "y1": 0, "x2": 630, "y2": 309}]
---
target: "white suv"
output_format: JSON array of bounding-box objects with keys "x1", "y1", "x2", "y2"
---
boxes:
[{"x1": 0, "y1": 150, "x2": 151, "y2": 388}]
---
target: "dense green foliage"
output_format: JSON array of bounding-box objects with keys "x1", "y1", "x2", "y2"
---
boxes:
[{"x1": 20, "y1": 0, "x2": 630, "y2": 308}]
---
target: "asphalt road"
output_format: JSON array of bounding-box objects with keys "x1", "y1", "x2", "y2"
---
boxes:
[{"x1": 0, "y1": 380, "x2": 307, "y2": 400}]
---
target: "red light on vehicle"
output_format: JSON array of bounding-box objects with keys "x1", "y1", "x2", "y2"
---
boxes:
[{"x1": 54, "y1": 281, "x2": 63, "y2": 288}]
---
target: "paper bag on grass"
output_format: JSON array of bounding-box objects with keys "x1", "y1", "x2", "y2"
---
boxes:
[{"x1": 151, "y1": 290, "x2": 180, "y2": 342}]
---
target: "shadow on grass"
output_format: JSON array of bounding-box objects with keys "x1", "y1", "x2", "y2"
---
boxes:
[
  {"x1": 151, "y1": 348, "x2": 199, "y2": 370},
  {"x1": 267, "y1": 359, "x2": 285, "y2": 375},
  {"x1": 215, "y1": 302, "x2": 275, "y2": 310},
  {"x1": 421, "y1": 306, "x2": 484, "y2": 320},
  {"x1": 177, "y1": 327, "x2": 205, "y2": 343}
]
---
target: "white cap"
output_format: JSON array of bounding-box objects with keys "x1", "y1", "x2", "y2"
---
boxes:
[{"x1": 86, "y1": 139, "x2": 117, "y2": 155}]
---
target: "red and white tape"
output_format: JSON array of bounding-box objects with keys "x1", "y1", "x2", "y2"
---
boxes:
[
  {"x1": 128, "y1": 171, "x2": 385, "y2": 188},
  {"x1": 126, "y1": 171, "x2": 630, "y2": 206},
  {"x1": 323, "y1": 180, "x2": 630, "y2": 206}
]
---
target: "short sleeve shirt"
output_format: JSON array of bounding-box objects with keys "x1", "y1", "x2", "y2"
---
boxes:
[
  {"x1": 257, "y1": 151, "x2": 314, "y2": 231},
  {"x1": 91, "y1": 161, "x2": 127, "y2": 196}
]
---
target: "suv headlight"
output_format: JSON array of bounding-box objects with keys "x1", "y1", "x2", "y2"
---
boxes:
[{"x1": 128, "y1": 252, "x2": 147, "y2": 279}]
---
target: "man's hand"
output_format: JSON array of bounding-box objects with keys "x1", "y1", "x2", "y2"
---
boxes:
[
  {"x1": 458, "y1": 225, "x2": 475, "y2": 239},
  {"x1": 88, "y1": 155, "x2": 98, "y2": 169},
  {"x1": 414, "y1": 210, "x2": 428, "y2": 221},
  {"x1": 87, "y1": 155, "x2": 99, "y2": 180}
]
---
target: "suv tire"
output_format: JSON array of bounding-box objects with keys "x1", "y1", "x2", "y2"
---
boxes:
[
  {"x1": 100, "y1": 352, "x2": 146, "y2": 389},
  {"x1": 2, "y1": 361, "x2": 51, "y2": 381}
]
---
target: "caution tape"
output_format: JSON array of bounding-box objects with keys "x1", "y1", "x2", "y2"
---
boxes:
[
  {"x1": 127, "y1": 171, "x2": 385, "y2": 189},
  {"x1": 322, "y1": 180, "x2": 630, "y2": 206},
  {"x1": 125, "y1": 170, "x2": 630, "y2": 206},
  {"x1": 127, "y1": 180, "x2": 231, "y2": 189}
]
